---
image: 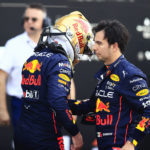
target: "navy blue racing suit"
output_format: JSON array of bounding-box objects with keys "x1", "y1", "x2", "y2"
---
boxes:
[
  {"x1": 69, "y1": 55, "x2": 150, "y2": 150},
  {"x1": 14, "y1": 47, "x2": 79, "y2": 150}
]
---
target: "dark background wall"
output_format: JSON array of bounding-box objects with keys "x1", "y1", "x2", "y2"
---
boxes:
[{"x1": 0, "y1": 0, "x2": 150, "y2": 149}]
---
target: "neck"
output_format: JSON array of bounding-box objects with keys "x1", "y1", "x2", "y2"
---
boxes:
[{"x1": 104, "y1": 52, "x2": 122, "y2": 66}]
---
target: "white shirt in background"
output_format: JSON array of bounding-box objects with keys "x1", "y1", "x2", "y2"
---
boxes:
[{"x1": 0, "y1": 32, "x2": 36, "y2": 98}]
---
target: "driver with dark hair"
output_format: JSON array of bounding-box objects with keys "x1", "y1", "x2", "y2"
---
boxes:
[{"x1": 68, "y1": 19, "x2": 150, "y2": 150}]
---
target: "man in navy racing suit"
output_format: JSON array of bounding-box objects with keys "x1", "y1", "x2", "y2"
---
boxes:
[
  {"x1": 14, "y1": 11, "x2": 94, "y2": 150},
  {"x1": 68, "y1": 20, "x2": 150, "y2": 150}
]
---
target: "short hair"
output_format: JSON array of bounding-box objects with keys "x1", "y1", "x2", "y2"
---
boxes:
[
  {"x1": 25, "y1": 3, "x2": 47, "y2": 18},
  {"x1": 92, "y1": 20, "x2": 130, "y2": 52}
]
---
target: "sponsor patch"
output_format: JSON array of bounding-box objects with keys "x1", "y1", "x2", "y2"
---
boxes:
[
  {"x1": 24, "y1": 90, "x2": 39, "y2": 99},
  {"x1": 136, "y1": 117, "x2": 149, "y2": 132},
  {"x1": 58, "y1": 74, "x2": 70, "y2": 82},
  {"x1": 22, "y1": 75, "x2": 41, "y2": 86},
  {"x1": 59, "y1": 68, "x2": 71, "y2": 75},
  {"x1": 58, "y1": 79, "x2": 67, "y2": 85},
  {"x1": 58, "y1": 84, "x2": 69, "y2": 92},
  {"x1": 34, "y1": 52, "x2": 53, "y2": 58},
  {"x1": 96, "y1": 114, "x2": 113, "y2": 126},
  {"x1": 96, "y1": 98, "x2": 110, "y2": 113},
  {"x1": 105, "y1": 81, "x2": 116, "y2": 90},
  {"x1": 59, "y1": 63, "x2": 71, "y2": 69},
  {"x1": 130, "y1": 78, "x2": 143, "y2": 83},
  {"x1": 142, "y1": 100, "x2": 150, "y2": 108},
  {"x1": 139, "y1": 96, "x2": 150, "y2": 101},
  {"x1": 95, "y1": 90, "x2": 114, "y2": 98},
  {"x1": 97, "y1": 132, "x2": 113, "y2": 138},
  {"x1": 132, "y1": 84, "x2": 146, "y2": 91},
  {"x1": 110, "y1": 74, "x2": 120, "y2": 82},
  {"x1": 136, "y1": 89, "x2": 149, "y2": 96},
  {"x1": 23, "y1": 59, "x2": 42, "y2": 73}
]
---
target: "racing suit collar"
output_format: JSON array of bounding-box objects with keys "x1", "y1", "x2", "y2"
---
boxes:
[
  {"x1": 95, "y1": 55, "x2": 125, "y2": 80},
  {"x1": 109, "y1": 54, "x2": 124, "y2": 69}
]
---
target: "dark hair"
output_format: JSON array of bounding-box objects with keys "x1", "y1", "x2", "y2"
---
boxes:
[
  {"x1": 26, "y1": 3, "x2": 47, "y2": 17},
  {"x1": 92, "y1": 20, "x2": 130, "y2": 52}
]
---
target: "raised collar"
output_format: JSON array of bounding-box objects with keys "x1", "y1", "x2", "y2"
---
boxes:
[{"x1": 95, "y1": 55, "x2": 125, "y2": 80}]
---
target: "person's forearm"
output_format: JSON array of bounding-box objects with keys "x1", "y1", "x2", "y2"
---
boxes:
[
  {"x1": 0, "y1": 70, "x2": 8, "y2": 112},
  {"x1": 68, "y1": 99, "x2": 95, "y2": 115},
  {"x1": 0, "y1": 70, "x2": 10, "y2": 125},
  {"x1": 54, "y1": 109, "x2": 79, "y2": 136}
]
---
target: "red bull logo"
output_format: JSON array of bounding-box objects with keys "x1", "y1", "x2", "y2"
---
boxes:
[
  {"x1": 74, "y1": 19, "x2": 89, "y2": 34},
  {"x1": 23, "y1": 59, "x2": 42, "y2": 73},
  {"x1": 96, "y1": 114, "x2": 113, "y2": 126},
  {"x1": 136, "y1": 117, "x2": 149, "y2": 132},
  {"x1": 22, "y1": 75, "x2": 41, "y2": 86},
  {"x1": 96, "y1": 98, "x2": 110, "y2": 113},
  {"x1": 73, "y1": 23, "x2": 84, "y2": 48}
]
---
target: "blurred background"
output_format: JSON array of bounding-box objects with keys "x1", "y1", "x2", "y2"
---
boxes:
[{"x1": 0, "y1": 0, "x2": 150, "y2": 149}]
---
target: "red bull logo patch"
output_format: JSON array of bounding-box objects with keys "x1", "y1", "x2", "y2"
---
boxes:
[
  {"x1": 73, "y1": 23, "x2": 84, "y2": 49},
  {"x1": 96, "y1": 114, "x2": 113, "y2": 126},
  {"x1": 23, "y1": 59, "x2": 42, "y2": 73},
  {"x1": 136, "y1": 117, "x2": 149, "y2": 132},
  {"x1": 74, "y1": 19, "x2": 89, "y2": 34},
  {"x1": 96, "y1": 98, "x2": 110, "y2": 113},
  {"x1": 22, "y1": 75, "x2": 41, "y2": 86}
]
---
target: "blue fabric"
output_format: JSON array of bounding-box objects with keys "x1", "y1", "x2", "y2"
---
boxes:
[
  {"x1": 11, "y1": 97, "x2": 22, "y2": 128},
  {"x1": 69, "y1": 55, "x2": 150, "y2": 150},
  {"x1": 14, "y1": 48, "x2": 79, "y2": 150}
]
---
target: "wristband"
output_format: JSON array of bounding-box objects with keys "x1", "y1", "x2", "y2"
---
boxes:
[{"x1": 127, "y1": 137, "x2": 138, "y2": 147}]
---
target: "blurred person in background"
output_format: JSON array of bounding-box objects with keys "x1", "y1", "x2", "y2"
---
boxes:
[
  {"x1": 0, "y1": 3, "x2": 51, "y2": 129},
  {"x1": 14, "y1": 11, "x2": 93, "y2": 150},
  {"x1": 68, "y1": 19, "x2": 150, "y2": 150}
]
